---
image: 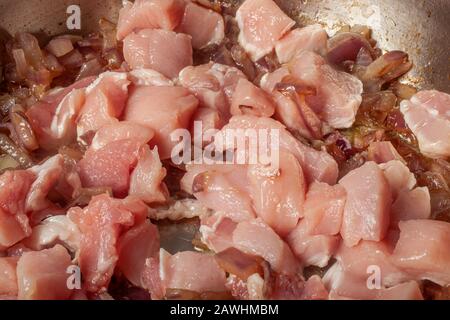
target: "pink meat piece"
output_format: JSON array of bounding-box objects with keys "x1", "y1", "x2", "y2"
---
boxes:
[
  {"x1": 116, "y1": 0, "x2": 185, "y2": 40},
  {"x1": 68, "y1": 194, "x2": 148, "y2": 292},
  {"x1": 129, "y1": 145, "x2": 169, "y2": 204},
  {"x1": 236, "y1": 0, "x2": 295, "y2": 61},
  {"x1": 6, "y1": 243, "x2": 32, "y2": 257},
  {"x1": 190, "y1": 165, "x2": 256, "y2": 221},
  {"x1": 16, "y1": 245, "x2": 72, "y2": 300},
  {"x1": 232, "y1": 219, "x2": 300, "y2": 275},
  {"x1": 142, "y1": 257, "x2": 164, "y2": 299},
  {"x1": 181, "y1": 162, "x2": 239, "y2": 195},
  {"x1": 26, "y1": 155, "x2": 64, "y2": 212},
  {"x1": 289, "y1": 51, "x2": 363, "y2": 128},
  {"x1": 190, "y1": 107, "x2": 224, "y2": 139},
  {"x1": 367, "y1": 141, "x2": 405, "y2": 164},
  {"x1": 123, "y1": 29, "x2": 193, "y2": 79},
  {"x1": 200, "y1": 214, "x2": 237, "y2": 253},
  {"x1": 0, "y1": 170, "x2": 35, "y2": 248},
  {"x1": 261, "y1": 67, "x2": 321, "y2": 140},
  {"x1": 273, "y1": 92, "x2": 321, "y2": 140},
  {"x1": 128, "y1": 69, "x2": 174, "y2": 86},
  {"x1": 49, "y1": 88, "x2": 86, "y2": 144},
  {"x1": 23, "y1": 215, "x2": 80, "y2": 252},
  {"x1": 230, "y1": 78, "x2": 276, "y2": 117},
  {"x1": 400, "y1": 90, "x2": 450, "y2": 158},
  {"x1": 287, "y1": 218, "x2": 340, "y2": 268},
  {"x1": 376, "y1": 281, "x2": 423, "y2": 300},
  {"x1": 124, "y1": 85, "x2": 199, "y2": 159},
  {"x1": 0, "y1": 257, "x2": 19, "y2": 298},
  {"x1": 117, "y1": 221, "x2": 160, "y2": 288},
  {"x1": 26, "y1": 77, "x2": 95, "y2": 150},
  {"x1": 90, "y1": 120, "x2": 154, "y2": 152},
  {"x1": 335, "y1": 240, "x2": 407, "y2": 287},
  {"x1": 260, "y1": 67, "x2": 290, "y2": 92},
  {"x1": 391, "y1": 187, "x2": 431, "y2": 227},
  {"x1": 275, "y1": 24, "x2": 328, "y2": 63},
  {"x1": 179, "y1": 63, "x2": 247, "y2": 119},
  {"x1": 77, "y1": 72, "x2": 130, "y2": 139},
  {"x1": 160, "y1": 250, "x2": 227, "y2": 293},
  {"x1": 391, "y1": 219, "x2": 450, "y2": 286},
  {"x1": 301, "y1": 275, "x2": 329, "y2": 300},
  {"x1": 77, "y1": 139, "x2": 142, "y2": 197},
  {"x1": 269, "y1": 274, "x2": 329, "y2": 300},
  {"x1": 226, "y1": 275, "x2": 251, "y2": 300},
  {"x1": 378, "y1": 160, "x2": 416, "y2": 199},
  {"x1": 324, "y1": 262, "x2": 378, "y2": 299},
  {"x1": 247, "y1": 150, "x2": 306, "y2": 236},
  {"x1": 325, "y1": 262, "x2": 422, "y2": 300},
  {"x1": 339, "y1": 161, "x2": 392, "y2": 247},
  {"x1": 324, "y1": 236, "x2": 410, "y2": 300},
  {"x1": 176, "y1": 2, "x2": 225, "y2": 49},
  {"x1": 213, "y1": 115, "x2": 338, "y2": 184},
  {"x1": 303, "y1": 182, "x2": 346, "y2": 236}
]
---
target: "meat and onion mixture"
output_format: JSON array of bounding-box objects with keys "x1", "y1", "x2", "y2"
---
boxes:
[{"x1": 0, "y1": 0, "x2": 449, "y2": 300}]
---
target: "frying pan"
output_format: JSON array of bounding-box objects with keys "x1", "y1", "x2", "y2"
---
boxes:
[{"x1": 0, "y1": 0, "x2": 449, "y2": 252}]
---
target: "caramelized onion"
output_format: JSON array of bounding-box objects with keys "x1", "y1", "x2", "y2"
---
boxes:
[
  {"x1": 0, "y1": 95, "x2": 15, "y2": 117},
  {"x1": 0, "y1": 153, "x2": 19, "y2": 173},
  {"x1": 361, "y1": 51, "x2": 413, "y2": 92},
  {"x1": 10, "y1": 105, "x2": 39, "y2": 151},
  {"x1": 76, "y1": 58, "x2": 103, "y2": 81},
  {"x1": 327, "y1": 32, "x2": 375, "y2": 65},
  {"x1": 59, "y1": 49, "x2": 84, "y2": 68},
  {"x1": 389, "y1": 82, "x2": 417, "y2": 100},
  {"x1": 46, "y1": 38, "x2": 74, "y2": 58},
  {"x1": 12, "y1": 49, "x2": 27, "y2": 79},
  {"x1": 275, "y1": 75, "x2": 317, "y2": 96},
  {"x1": 230, "y1": 45, "x2": 256, "y2": 80},
  {"x1": 275, "y1": 76, "x2": 322, "y2": 139},
  {"x1": 356, "y1": 91, "x2": 397, "y2": 125},
  {"x1": 215, "y1": 247, "x2": 264, "y2": 280},
  {"x1": 15, "y1": 33, "x2": 45, "y2": 69},
  {"x1": 43, "y1": 52, "x2": 65, "y2": 75},
  {"x1": 99, "y1": 18, "x2": 117, "y2": 51},
  {"x1": 0, "y1": 132, "x2": 34, "y2": 168}
]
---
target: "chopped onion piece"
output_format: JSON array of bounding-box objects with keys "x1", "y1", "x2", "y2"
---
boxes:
[{"x1": 46, "y1": 38, "x2": 74, "y2": 58}]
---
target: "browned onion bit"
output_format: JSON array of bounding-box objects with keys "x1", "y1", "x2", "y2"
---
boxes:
[
  {"x1": 192, "y1": 0, "x2": 222, "y2": 12},
  {"x1": 0, "y1": 94, "x2": 15, "y2": 118},
  {"x1": 276, "y1": 76, "x2": 322, "y2": 139},
  {"x1": 10, "y1": 106, "x2": 39, "y2": 151},
  {"x1": 327, "y1": 32, "x2": 376, "y2": 66},
  {"x1": 356, "y1": 91, "x2": 398, "y2": 126},
  {"x1": 0, "y1": 132, "x2": 34, "y2": 168},
  {"x1": 99, "y1": 18, "x2": 118, "y2": 51},
  {"x1": 275, "y1": 75, "x2": 317, "y2": 97},
  {"x1": 389, "y1": 82, "x2": 417, "y2": 100},
  {"x1": 423, "y1": 281, "x2": 450, "y2": 300},
  {"x1": 215, "y1": 247, "x2": 264, "y2": 280},
  {"x1": 361, "y1": 50, "x2": 413, "y2": 92},
  {"x1": 230, "y1": 44, "x2": 256, "y2": 80},
  {"x1": 76, "y1": 58, "x2": 104, "y2": 81}
]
